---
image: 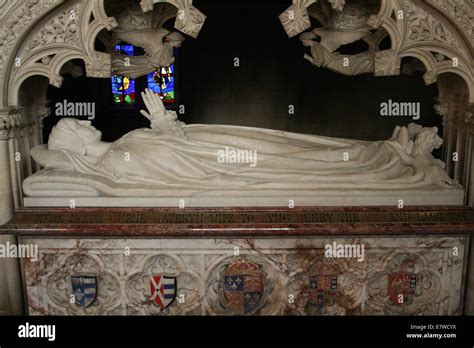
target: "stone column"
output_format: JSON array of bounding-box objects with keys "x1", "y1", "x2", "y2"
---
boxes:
[
  {"x1": 465, "y1": 107, "x2": 474, "y2": 207},
  {"x1": 0, "y1": 108, "x2": 19, "y2": 224},
  {"x1": 0, "y1": 108, "x2": 25, "y2": 315},
  {"x1": 461, "y1": 106, "x2": 474, "y2": 315}
]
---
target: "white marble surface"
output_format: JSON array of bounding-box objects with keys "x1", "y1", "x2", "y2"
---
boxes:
[
  {"x1": 23, "y1": 189, "x2": 464, "y2": 207},
  {"x1": 23, "y1": 91, "x2": 463, "y2": 206},
  {"x1": 21, "y1": 236, "x2": 467, "y2": 315}
]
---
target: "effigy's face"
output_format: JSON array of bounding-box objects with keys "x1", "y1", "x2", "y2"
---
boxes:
[{"x1": 75, "y1": 121, "x2": 102, "y2": 144}]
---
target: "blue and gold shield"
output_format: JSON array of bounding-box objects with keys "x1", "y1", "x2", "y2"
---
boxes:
[
  {"x1": 222, "y1": 259, "x2": 264, "y2": 315},
  {"x1": 71, "y1": 275, "x2": 98, "y2": 308}
]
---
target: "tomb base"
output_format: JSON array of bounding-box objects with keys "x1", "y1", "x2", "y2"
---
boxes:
[{"x1": 1, "y1": 206, "x2": 473, "y2": 315}]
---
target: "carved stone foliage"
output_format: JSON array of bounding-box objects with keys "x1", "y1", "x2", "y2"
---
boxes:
[
  {"x1": 139, "y1": 0, "x2": 206, "y2": 38},
  {"x1": 368, "y1": 0, "x2": 474, "y2": 101},
  {"x1": 374, "y1": 49, "x2": 401, "y2": 76},
  {"x1": 286, "y1": 255, "x2": 349, "y2": 315},
  {"x1": 125, "y1": 254, "x2": 201, "y2": 315},
  {"x1": 279, "y1": 0, "x2": 317, "y2": 38},
  {"x1": 428, "y1": 0, "x2": 474, "y2": 41},
  {"x1": 24, "y1": 5, "x2": 80, "y2": 53},
  {"x1": 405, "y1": 0, "x2": 461, "y2": 49},
  {"x1": 84, "y1": 52, "x2": 112, "y2": 78},
  {"x1": 282, "y1": 0, "x2": 473, "y2": 100},
  {"x1": 44, "y1": 254, "x2": 122, "y2": 315},
  {"x1": 22, "y1": 237, "x2": 467, "y2": 316},
  {"x1": 2, "y1": 0, "x2": 118, "y2": 106},
  {"x1": 0, "y1": 0, "x2": 61, "y2": 95},
  {"x1": 366, "y1": 253, "x2": 442, "y2": 315},
  {"x1": 331, "y1": 0, "x2": 378, "y2": 30}
]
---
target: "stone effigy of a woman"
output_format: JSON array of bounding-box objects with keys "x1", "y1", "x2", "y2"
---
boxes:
[{"x1": 23, "y1": 89, "x2": 462, "y2": 205}]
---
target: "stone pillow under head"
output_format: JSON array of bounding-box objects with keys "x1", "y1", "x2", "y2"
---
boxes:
[{"x1": 30, "y1": 144, "x2": 74, "y2": 171}]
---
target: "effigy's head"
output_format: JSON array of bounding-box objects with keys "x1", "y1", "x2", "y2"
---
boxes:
[{"x1": 48, "y1": 118, "x2": 102, "y2": 155}]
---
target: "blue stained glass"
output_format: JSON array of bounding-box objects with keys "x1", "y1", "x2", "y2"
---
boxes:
[
  {"x1": 115, "y1": 44, "x2": 134, "y2": 56},
  {"x1": 147, "y1": 64, "x2": 175, "y2": 104},
  {"x1": 112, "y1": 44, "x2": 177, "y2": 106},
  {"x1": 112, "y1": 44, "x2": 136, "y2": 104}
]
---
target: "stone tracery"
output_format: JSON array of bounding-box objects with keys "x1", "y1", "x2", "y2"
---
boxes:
[{"x1": 0, "y1": 0, "x2": 472, "y2": 318}]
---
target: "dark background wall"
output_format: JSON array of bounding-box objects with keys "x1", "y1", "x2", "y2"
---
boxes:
[{"x1": 45, "y1": 0, "x2": 440, "y2": 142}]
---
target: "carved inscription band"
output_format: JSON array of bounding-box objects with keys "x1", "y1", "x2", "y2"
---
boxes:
[{"x1": 8, "y1": 209, "x2": 474, "y2": 225}]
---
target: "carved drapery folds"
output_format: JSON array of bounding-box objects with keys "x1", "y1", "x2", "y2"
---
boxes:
[{"x1": 280, "y1": 0, "x2": 474, "y2": 204}]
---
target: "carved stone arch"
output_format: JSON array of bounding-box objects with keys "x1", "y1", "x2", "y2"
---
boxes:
[
  {"x1": 82, "y1": 0, "x2": 117, "y2": 55},
  {"x1": 424, "y1": 0, "x2": 474, "y2": 58},
  {"x1": 368, "y1": 1, "x2": 402, "y2": 50},
  {"x1": 0, "y1": 0, "x2": 208, "y2": 222},
  {"x1": 6, "y1": 0, "x2": 118, "y2": 106},
  {"x1": 11, "y1": 51, "x2": 87, "y2": 102},
  {"x1": 373, "y1": 27, "x2": 390, "y2": 49},
  {"x1": 435, "y1": 67, "x2": 473, "y2": 98},
  {"x1": 0, "y1": 0, "x2": 123, "y2": 225},
  {"x1": 279, "y1": 0, "x2": 473, "y2": 205},
  {"x1": 368, "y1": 0, "x2": 474, "y2": 102},
  {"x1": 399, "y1": 49, "x2": 438, "y2": 83},
  {"x1": 0, "y1": 0, "x2": 66, "y2": 107}
]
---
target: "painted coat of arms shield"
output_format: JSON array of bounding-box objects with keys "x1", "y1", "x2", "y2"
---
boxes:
[
  {"x1": 71, "y1": 275, "x2": 98, "y2": 308},
  {"x1": 149, "y1": 275, "x2": 177, "y2": 309},
  {"x1": 222, "y1": 258, "x2": 264, "y2": 315},
  {"x1": 307, "y1": 262, "x2": 340, "y2": 310},
  {"x1": 308, "y1": 274, "x2": 338, "y2": 308},
  {"x1": 388, "y1": 273, "x2": 417, "y2": 305}
]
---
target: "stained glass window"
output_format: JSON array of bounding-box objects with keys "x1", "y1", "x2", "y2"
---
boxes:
[
  {"x1": 112, "y1": 44, "x2": 136, "y2": 105},
  {"x1": 147, "y1": 64, "x2": 175, "y2": 105}
]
